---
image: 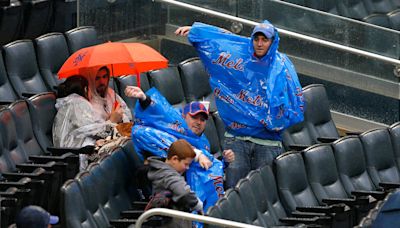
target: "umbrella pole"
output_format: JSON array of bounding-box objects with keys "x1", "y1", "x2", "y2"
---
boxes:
[
  {"x1": 111, "y1": 64, "x2": 118, "y2": 110},
  {"x1": 136, "y1": 71, "x2": 141, "y2": 88}
]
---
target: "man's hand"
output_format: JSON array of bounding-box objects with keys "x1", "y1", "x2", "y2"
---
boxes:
[
  {"x1": 175, "y1": 26, "x2": 192, "y2": 37},
  {"x1": 198, "y1": 154, "x2": 212, "y2": 170},
  {"x1": 124, "y1": 86, "x2": 146, "y2": 101},
  {"x1": 222, "y1": 149, "x2": 235, "y2": 163},
  {"x1": 109, "y1": 107, "x2": 123, "y2": 123}
]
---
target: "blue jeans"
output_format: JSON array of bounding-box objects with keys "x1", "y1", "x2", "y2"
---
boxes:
[{"x1": 224, "y1": 137, "x2": 283, "y2": 189}]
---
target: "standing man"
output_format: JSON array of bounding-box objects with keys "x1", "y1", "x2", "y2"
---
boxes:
[
  {"x1": 88, "y1": 66, "x2": 132, "y2": 124},
  {"x1": 175, "y1": 20, "x2": 304, "y2": 189}
]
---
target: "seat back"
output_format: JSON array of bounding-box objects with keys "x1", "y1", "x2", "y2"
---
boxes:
[
  {"x1": 389, "y1": 122, "x2": 400, "y2": 170},
  {"x1": 0, "y1": 53, "x2": 18, "y2": 102},
  {"x1": 307, "y1": 0, "x2": 339, "y2": 14},
  {"x1": 21, "y1": 0, "x2": 53, "y2": 39},
  {"x1": 388, "y1": 9, "x2": 400, "y2": 30},
  {"x1": 60, "y1": 179, "x2": 99, "y2": 228},
  {"x1": 26, "y1": 92, "x2": 57, "y2": 152},
  {"x1": 302, "y1": 143, "x2": 349, "y2": 204},
  {"x1": 303, "y1": 84, "x2": 339, "y2": 140},
  {"x1": 363, "y1": 14, "x2": 391, "y2": 27},
  {"x1": 203, "y1": 116, "x2": 222, "y2": 155},
  {"x1": 0, "y1": 0, "x2": 23, "y2": 45},
  {"x1": 282, "y1": 120, "x2": 315, "y2": 151},
  {"x1": 3, "y1": 40, "x2": 49, "y2": 97},
  {"x1": 211, "y1": 112, "x2": 226, "y2": 149},
  {"x1": 274, "y1": 151, "x2": 320, "y2": 214},
  {"x1": 218, "y1": 189, "x2": 247, "y2": 223},
  {"x1": 35, "y1": 32, "x2": 69, "y2": 91},
  {"x1": 115, "y1": 73, "x2": 150, "y2": 111},
  {"x1": 235, "y1": 178, "x2": 262, "y2": 225},
  {"x1": 363, "y1": 0, "x2": 395, "y2": 14},
  {"x1": 76, "y1": 171, "x2": 110, "y2": 227},
  {"x1": 148, "y1": 66, "x2": 186, "y2": 108},
  {"x1": 8, "y1": 100, "x2": 43, "y2": 156},
  {"x1": 337, "y1": 0, "x2": 369, "y2": 20},
  {"x1": 178, "y1": 57, "x2": 216, "y2": 112},
  {"x1": 332, "y1": 135, "x2": 377, "y2": 194},
  {"x1": 64, "y1": 26, "x2": 100, "y2": 53},
  {"x1": 360, "y1": 128, "x2": 400, "y2": 186}
]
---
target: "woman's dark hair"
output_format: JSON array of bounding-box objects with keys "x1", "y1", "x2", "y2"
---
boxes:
[{"x1": 57, "y1": 75, "x2": 89, "y2": 99}]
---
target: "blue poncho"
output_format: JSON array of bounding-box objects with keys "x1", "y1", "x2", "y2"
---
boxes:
[
  {"x1": 188, "y1": 21, "x2": 304, "y2": 140},
  {"x1": 131, "y1": 88, "x2": 224, "y2": 212}
]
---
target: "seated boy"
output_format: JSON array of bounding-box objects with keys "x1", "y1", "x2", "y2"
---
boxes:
[{"x1": 147, "y1": 139, "x2": 203, "y2": 226}]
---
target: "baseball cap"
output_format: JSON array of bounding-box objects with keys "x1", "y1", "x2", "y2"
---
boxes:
[
  {"x1": 251, "y1": 21, "x2": 275, "y2": 39},
  {"x1": 16, "y1": 205, "x2": 59, "y2": 228},
  {"x1": 183, "y1": 101, "x2": 209, "y2": 119}
]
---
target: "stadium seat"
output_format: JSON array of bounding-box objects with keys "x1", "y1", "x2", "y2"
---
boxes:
[
  {"x1": 51, "y1": 0, "x2": 77, "y2": 32},
  {"x1": 64, "y1": 26, "x2": 100, "y2": 53},
  {"x1": 148, "y1": 66, "x2": 186, "y2": 108},
  {"x1": 217, "y1": 189, "x2": 247, "y2": 223},
  {"x1": 274, "y1": 151, "x2": 352, "y2": 227},
  {"x1": 21, "y1": 0, "x2": 53, "y2": 39},
  {"x1": 332, "y1": 135, "x2": 386, "y2": 200},
  {"x1": 389, "y1": 122, "x2": 400, "y2": 170},
  {"x1": 363, "y1": 14, "x2": 391, "y2": 28},
  {"x1": 306, "y1": 0, "x2": 339, "y2": 15},
  {"x1": 363, "y1": 0, "x2": 395, "y2": 14},
  {"x1": 178, "y1": 57, "x2": 216, "y2": 113},
  {"x1": 303, "y1": 84, "x2": 340, "y2": 143},
  {"x1": 115, "y1": 73, "x2": 150, "y2": 111},
  {"x1": 60, "y1": 179, "x2": 98, "y2": 228},
  {"x1": 337, "y1": 0, "x2": 369, "y2": 20},
  {"x1": 0, "y1": 54, "x2": 18, "y2": 103},
  {"x1": 35, "y1": 32, "x2": 69, "y2": 92},
  {"x1": 3, "y1": 40, "x2": 49, "y2": 98},
  {"x1": 0, "y1": 0, "x2": 23, "y2": 45},
  {"x1": 211, "y1": 112, "x2": 226, "y2": 150},
  {"x1": 359, "y1": 128, "x2": 400, "y2": 188},
  {"x1": 388, "y1": 9, "x2": 400, "y2": 30},
  {"x1": 282, "y1": 120, "x2": 315, "y2": 151},
  {"x1": 203, "y1": 116, "x2": 222, "y2": 156}
]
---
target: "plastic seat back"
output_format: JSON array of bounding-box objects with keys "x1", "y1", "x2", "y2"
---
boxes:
[{"x1": 64, "y1": 26, "x2": 100, "y2": 53}]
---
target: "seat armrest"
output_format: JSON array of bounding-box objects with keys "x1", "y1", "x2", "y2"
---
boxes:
[
  {"x1": 120, "y1": 210, "x2": 144, "y2": 219},
  {"x1": 379, "y1": 182, "x2": 400, "y2": 190},
  {"x1": 291, "y1": 211, "x2": 326, "y2": 218},
  {"x1": 317, "y1": 137, "x2": 338, "y2": 143},
  {"x1": 0, "y1": 197, "x2": 18, "y2": 207},
  {"x1": 109, "y1": 219, "x2": 137, "y2": 228},
  {"x1": 47, "y1": 145, "x2": 95, "y2": 155},
  {"x1": 322, "y1": 197, "x2": 357, "y2": 207},
  {"x1": 351, "y1": 190, "x2": 386, "y2": 200},
  {"x1": 296, "y1": 204, "x2": 345, "y2": 214},
  {"x1": 289, "y1": 144, "x2": 309, "y2": 151},
  {"x1": 280, "y1": 216, "x2": 331, "y2": 226}
]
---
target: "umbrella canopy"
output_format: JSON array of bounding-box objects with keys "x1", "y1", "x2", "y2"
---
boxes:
[{"x1": 57, "y1": 42, "x2": 168, "y2": 87}]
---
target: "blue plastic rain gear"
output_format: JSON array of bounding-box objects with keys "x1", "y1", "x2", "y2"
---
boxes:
[
  {"x1": 131, "y1": 88, "x2": 224, "y2": 212},
  {"x1": 188, "y1": 20, "x2": 304, "y2": 140}
]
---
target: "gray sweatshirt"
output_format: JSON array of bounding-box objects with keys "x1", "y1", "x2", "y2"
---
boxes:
[{"x1": 147, "y1": 157, "x2": 203, "y2": 212}]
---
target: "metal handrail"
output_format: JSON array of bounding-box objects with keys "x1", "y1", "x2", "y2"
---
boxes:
[
  {"x1": 155, "y1": 0, "x2": 400, "y2": 67},
  {"x1": 135, "y1": 208, "x2": 262, "y2": 228}
]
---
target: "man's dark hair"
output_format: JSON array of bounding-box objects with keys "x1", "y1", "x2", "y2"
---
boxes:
[
  {"x1": 57, "y1": 75, "x2": 89, "y2": 99},
  {"x1": 98, "y1": 66, "x2": 110, "y2": 76}
]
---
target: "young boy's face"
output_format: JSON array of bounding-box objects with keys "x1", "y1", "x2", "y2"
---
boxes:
[{"x1": 169, "y1": 156, "x2": 193, "y2": 174}]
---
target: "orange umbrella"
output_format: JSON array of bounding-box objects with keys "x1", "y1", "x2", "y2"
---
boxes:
[{"x1": 57, "y1": 42, "x2": 168, "y2": 87}]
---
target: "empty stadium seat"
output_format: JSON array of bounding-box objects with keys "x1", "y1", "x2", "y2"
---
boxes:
[
  {"x1": 216, "y1": 189, "x2": 247, "y2": 223},
  {"x1": 388, "y1": 9, "x2": 400, "y2": 30},
  {"x1": 115, "y1": 73, "x2": 150, "y2": 111},
  {"x1": 21, "y1": 0, "x2": 53, "y2": 39},
  {"x1": 148, "y1": 66, "x2": 186, "y2": 108},
  {"x1": 307, "y1": 0, "x2": 339, "y2": 15},
  {"x1": 178, "y1": 57, "x2": 216, "y2": 113},
  {"x1": 363, "y1": 0, "x2": 395, "y2": 14},
  {"x1": 203, "y1": 116, "x2": 222, "y2": 156},
  {"x1": 0, "y1": 54, "x2": 18, "y2": 103},
  {"x1": 337, "y1": 0, "x2": 369, "y2": 20},
  {"x1": 389, "y1": 122, "x2": 400, "y2": 170},
  {"x1": 35, "y1": 32, "x2": 69, "y2": 92},
  {"x1": 51, "y1": 0, "x2": 77, "y2": 32},
  {"x1": 282, "y1": 120, "x2": 315, "y2": 151},
  {"x1": 3, "y1": 40, "x2": 49, "y2": 98},
  {"x1": 60, "y1": 179, "x2": 98, "y2": 228},
  {"x1": 0, "y1": 0, "x2": 23, "y2": 45},
  {"x1": 332, "y1": 136, "x2": 386, "y2": 200},
  {"x1": 211, "y1": 112, "x2": 226, "y2": 150},
  {"x1": 64, "y1": 26, "x2": 100, "y2": 53},
  {"x1": 359, "y1": 128, "x2": 400, "y2": 187},
  {"x1": 363, "y1": 14, "x2": 391, "y2": 28}
]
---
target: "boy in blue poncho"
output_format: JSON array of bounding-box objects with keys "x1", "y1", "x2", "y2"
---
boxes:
[
  {"x1": 124, "y1": 86, "x2": 234, "y2": 213},
  {"x1": 176, "y1": 20, "x2": 305, "y2": 189}
]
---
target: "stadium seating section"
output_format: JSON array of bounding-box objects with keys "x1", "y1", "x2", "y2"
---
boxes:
[
  {"x1": 282, "y1": 0, "x2": 400, "y2": 30},
  {"x1": 1, "y1": 26, "x2": 400, "y2": 227}
]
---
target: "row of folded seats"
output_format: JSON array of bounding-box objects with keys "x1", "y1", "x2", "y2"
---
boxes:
[
  {"x1": 0, "y1": 0, "x2": 77, "y2": 45},
  {"x1": 0, "y1": 26, "x2": 100, "y2": 103},
  {"x1": 282, "y1": 0, "x2": 400, "y2": 30},
  {"x1": 207, "y1": 122, "x2": 400, "y2": 227}
]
